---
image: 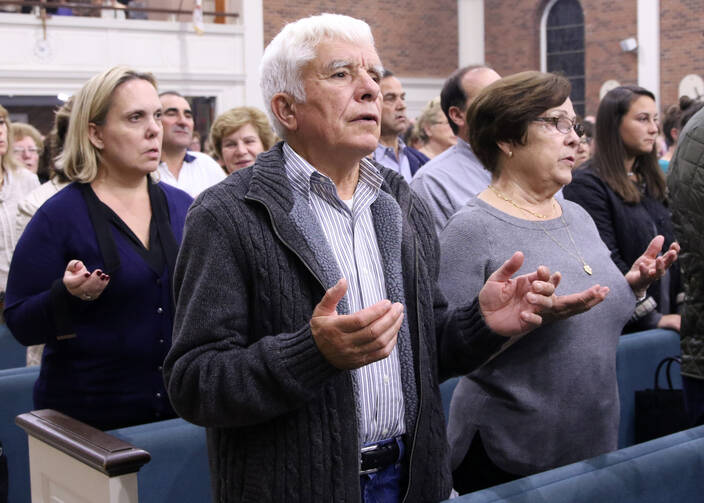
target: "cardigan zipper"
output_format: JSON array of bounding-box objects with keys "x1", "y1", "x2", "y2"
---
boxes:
[
  {"x1": 401, "y1": 236, "x2": 422, "y2": 503},
  {"x1": 248, "y1": 194, "x2": 364, "y2": 498}
]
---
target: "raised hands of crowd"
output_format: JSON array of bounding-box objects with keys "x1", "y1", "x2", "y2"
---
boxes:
[
  {"x1": 63, "y1": 259, "x2": 111, "y2": 302},
  {"x1": 625, "y1": 235, "x2": 679, "y2": 298},
  {"x1": 478, "y1": 251, "x2": 610, "y2": 337}
]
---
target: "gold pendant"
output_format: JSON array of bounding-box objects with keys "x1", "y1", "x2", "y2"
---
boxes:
[{"x1": 583, "y1": 264, "x2": 593, "y2": 275}]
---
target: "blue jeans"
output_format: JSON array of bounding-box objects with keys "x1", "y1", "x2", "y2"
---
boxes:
[{"x1": 359, "y1": 438, "x2": 405, "y2": 503}]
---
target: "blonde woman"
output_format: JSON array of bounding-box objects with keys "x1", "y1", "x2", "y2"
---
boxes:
[
  {"x1": 416, "y1": 97, "x2": 457, "y2": 159},
  {"x1": 5, "y1": 67, "x2": 192, "y2": 430},
  {"x1": 0, "y1": 107, "x2": 39, "y2": 306},
  {"x1": 209, "y1": 106, "x2": 276, "y2": 174}
]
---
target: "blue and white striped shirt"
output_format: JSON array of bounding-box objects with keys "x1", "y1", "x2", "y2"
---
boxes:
[{"x1": 283, "y1": 143, "x2": 406, "y2": 444}]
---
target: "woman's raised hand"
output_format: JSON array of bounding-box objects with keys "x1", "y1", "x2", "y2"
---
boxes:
[
  {"x1": 625, "y1": 235, "x2": 679, "y2": 298},
  {"x1": 63, "y1": 259, "x2": 110, "y2": 301}
]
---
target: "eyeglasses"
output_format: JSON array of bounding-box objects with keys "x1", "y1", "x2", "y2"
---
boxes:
[
  {"x1": 13, "y1": 147, "x2": 40, "y2": 155},
  {"x1": 534, "y1": 117, "x2": 584, "y2": 137},
  {"x1": 579, "y1": 137, "x2": 592, "y2": 145}
]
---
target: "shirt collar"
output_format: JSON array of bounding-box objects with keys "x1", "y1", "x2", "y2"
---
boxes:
[
  {"x1": 374, "y1": 137, "x2": 406, "y2": 160},
  {"x1": 183, "y1": 151, "x2": 196, "y2": 163},
  {"x1": 282, "y1": 142, "x2": 383, "y2": 208}
]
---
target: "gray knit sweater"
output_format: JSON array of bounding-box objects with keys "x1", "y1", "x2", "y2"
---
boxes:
[
  {"x1": 164, "y1": 144, "x2": 507, "y2": 502},
  {"x1": 440, "y1": 197, "x2": 634, "y2": 476}
]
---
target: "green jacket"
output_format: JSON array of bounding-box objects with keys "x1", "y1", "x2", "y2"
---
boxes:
[{"x1": 668, "y1": 107, "x2": 704, "y2": 379}]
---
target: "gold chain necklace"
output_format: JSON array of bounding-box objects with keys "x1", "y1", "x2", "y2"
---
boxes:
[
  {"x1": 539, "y1": 215, "x2": 593, "y2": 275},
  {"x1": 488, "y1": 185, "x2": 554, "y2": 219},
  {"x1": 487, "y1": 185, "x2": 592, "y2": 275}
]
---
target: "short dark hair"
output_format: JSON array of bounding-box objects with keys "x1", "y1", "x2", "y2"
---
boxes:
[
  {"x1": 591, "y1": 85, "x2": 665, "y2": 203},
  {"x1": 382, "y1": 69, "x2": 395, "y2": 79},
  {"x1": 467, "y1": 71, "x2": 571, "y2": 175},
  {"x1": 678, "y1": 96, "x2": 704, "y2": 132},
  {"x1": 440, "y1": 65, "x2": 484, "y2": 134}
]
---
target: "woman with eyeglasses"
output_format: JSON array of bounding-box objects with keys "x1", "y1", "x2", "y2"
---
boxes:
[
  {"x1": 438, "y1": 72, "x2": 678, "y2": 493},
  {"x1": 0, "y1": 108, "x2": 40, "y2": 317},
  {"x1": 574, "y1": 118, "x2": 593, "y2": 169},
  {"x1": 564, "y1": 85, "x2": 682, "y2": 334},
  {"x1": 416, "y1": 96, "x2": 457, "y2": 159}
]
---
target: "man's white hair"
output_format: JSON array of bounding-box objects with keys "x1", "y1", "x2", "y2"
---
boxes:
[{"x1": 260, "y1": 13, "x2": 376, "y2": 138}]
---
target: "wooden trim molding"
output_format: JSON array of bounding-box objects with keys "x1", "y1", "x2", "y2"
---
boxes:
[{"x1": 15, "y1": 409, "x2": 151, "y2": 477}]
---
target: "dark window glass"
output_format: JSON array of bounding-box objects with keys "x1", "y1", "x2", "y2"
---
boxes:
[{"x1": 546, "y1": 0, "x2": 585, "y2": 116}]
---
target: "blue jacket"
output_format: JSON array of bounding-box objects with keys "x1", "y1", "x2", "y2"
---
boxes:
[{"x1": 5, "y1": 180, "x2": 192, "y2": 430}]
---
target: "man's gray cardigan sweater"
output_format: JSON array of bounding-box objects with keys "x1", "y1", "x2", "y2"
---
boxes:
[{"x1": 164, "y1": 144, "x2": 506, "y2": 502}]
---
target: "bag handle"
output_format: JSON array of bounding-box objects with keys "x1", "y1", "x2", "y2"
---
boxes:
[{"x1": 654, "y1": 356, "x2": 682, "y2": 390}]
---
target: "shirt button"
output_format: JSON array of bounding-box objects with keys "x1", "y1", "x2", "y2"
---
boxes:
[
  {"x1": 159, "y1": 339, "x2": 164, "y2": 344},
  {"x1": 383, "y1": 374, "x2": 390, "y2": 384},
  {"x1": 156, "y1": 307, "x2": 164, "y2": 314},
  {"x1": 157, "y1": 365, "x2": 163, "y2": 372},
  {"x1": 156, "y1": 392, "x2": 162, "y2": 398}
]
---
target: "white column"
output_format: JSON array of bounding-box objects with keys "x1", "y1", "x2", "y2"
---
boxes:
[
  {"x1": 458, "y1": 0, "x2": 485, "y2": 67},
  {"x1": 241, "y1": 0, "x2": 264, "y2": 110},
  {"x1": 637, "y1": 0, "x2": 660, "y2": 105}
]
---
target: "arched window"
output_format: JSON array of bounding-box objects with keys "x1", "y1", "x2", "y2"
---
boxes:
[{"x1": 541, "y1": 0, "x2": 585, "y2": 116}]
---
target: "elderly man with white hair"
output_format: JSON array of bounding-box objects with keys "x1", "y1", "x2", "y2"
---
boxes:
[{"x1": 164, "y1": 13, "x2": 597, "y2": 502}]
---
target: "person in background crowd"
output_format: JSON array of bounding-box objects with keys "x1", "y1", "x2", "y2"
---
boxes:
[
  {"x1": 564, "y1": 85, "x2": 682, "y2": 333},
  {"x1": 10, "y1": 123, "x2": 43, "y2": 177},
  {"x1": 189, "y1": 130, "x2": 202, "y2": 152},
  {"x1": 678, "y1": 98, "x2": 704, "y2": 134},
  {"x1": 574, "y1": 118, "x2": 593, "y2": 169},
  {"x1": 659, "y1": 101, "x2": 683, "y2": 174},
  {"x1": 16, "y1": 98, "x2": 74, "y2": 366},
  {"x1": 668, "y1": 105, "x2": 704, "y2": 427},
  {"x1": 372, "y1": 70, "x2": 428, "y2": 182},
  {"x1": 440, "y1": 71, "x2": 679, "y2": 494},
  {"x1": 156, "y1": 91, "x2": 224, "y2": 197},
  {"x1": 416, "y1": 96, "x2": 456, "y2": 159},
  {"x1": 0, "y1": 106, "x2": 40, "y2": 312},
  {"x1": 208, "y1": 106, "x2": 276, "y2": 174},
  {"x1": 162, "y1": 14, "x2": 594, "y2": 502},
  {"x1": 411, "y1": 65, "x2": 500, "y2": 233},
  {"x1": 5, "y1": 66, "x2": 192, "y2": 430}
]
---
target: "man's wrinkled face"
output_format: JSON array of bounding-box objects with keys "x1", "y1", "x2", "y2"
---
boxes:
[{"x1": 290, "y1": 38, "x2": 383, "y2": 159}]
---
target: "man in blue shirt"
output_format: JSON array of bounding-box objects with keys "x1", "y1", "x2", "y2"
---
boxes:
[{"x1": 373, "y1": 70, "x2": 428, "y2": 183}]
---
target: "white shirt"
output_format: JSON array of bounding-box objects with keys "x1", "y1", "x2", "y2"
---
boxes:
[
  {"x1": 157, "y1": 151, "x2": 225, "y2": 198},
  {"x1": 0, "y1": 167, "x2": 40, "y2": 290}
]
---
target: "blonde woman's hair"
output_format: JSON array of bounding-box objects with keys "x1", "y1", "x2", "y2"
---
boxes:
[
  {"x1": 11, "y1": 122, "x2": 44, "y2": 155},
  {"x1": 61, "y1": 66, "x2": 157, "y2": 183},
  {"x1": 209, "y1": 106, "x2": 277, "y2": 160},
  {"x1": 415, "y1": 96, "x2": 444, "y2": 143},
  {"x1": 0, "y1": 105, "x2": 22, "y2": 174}
]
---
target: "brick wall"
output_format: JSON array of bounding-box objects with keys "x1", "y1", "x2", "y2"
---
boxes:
[
  {"x1": 484, "y1": 0, "x2": 639, "y2": 116},
  {"x1": 262, "y1": 1, "x2": 458, "y2": 78},
  {"x1": 660, "y1": 1, "x2": 704, "y2": 110},
  {"x1": 583, "y1": 0, "x2": 638, "y2": 115}
]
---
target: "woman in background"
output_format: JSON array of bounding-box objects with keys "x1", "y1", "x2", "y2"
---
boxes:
[
  {"x1": 416, "y1": 96, "x2": 457, "y2": 159},
  {"x1": 564, "y1": 85, "x2": 682, "y2": 333},
  {"x1": 5, "y1": 66, "x2": 192, "y2": 430},
  {"x1": 0, "y1": 107, "x2": 40, "y2": 309},
  {"x1": 209, "y1": 106, "x2": 276, "y2": 174}
]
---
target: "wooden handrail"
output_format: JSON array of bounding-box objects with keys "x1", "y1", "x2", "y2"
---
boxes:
[
  {"x1": 16, "y1": 409, "x2": 151, "y2": 477},
  {"x1": 0, "y1": 0, "x2": 239, "y2": 18}
]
